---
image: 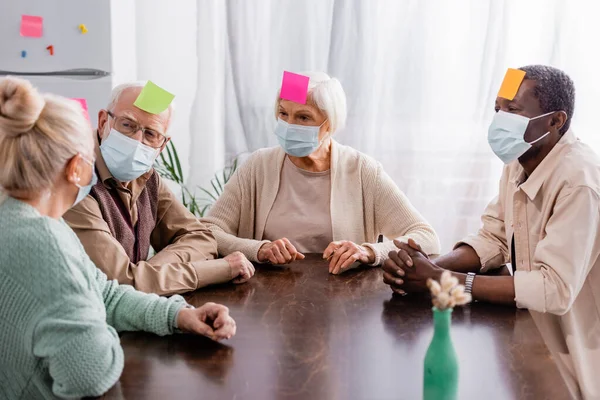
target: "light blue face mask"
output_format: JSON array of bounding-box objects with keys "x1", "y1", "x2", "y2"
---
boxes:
[
  {"x1": 100, "y1": 129, "x2": 159, "y2": 182},
  {"x1": 487, "y1": 110, "x2": 555, "y2": 164},
  {"x1": 274, "y1": 118, "x2": 328, "y2": 157},
  {"x1": 73, "y1": 157, "x2": 98, "y2": 207}
]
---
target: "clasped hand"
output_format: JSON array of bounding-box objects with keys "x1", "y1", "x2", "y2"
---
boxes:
[
  {"x1": 323, "y1": 240, "x2": 375, "y2": 274},
  {"x1": 382, "y1": 238, "x2": 443, "y2": 295}
]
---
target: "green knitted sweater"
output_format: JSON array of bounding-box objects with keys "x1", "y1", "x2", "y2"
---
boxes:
[{"x1": 0, "y1": 197, "x2": 186, "y2": 399}]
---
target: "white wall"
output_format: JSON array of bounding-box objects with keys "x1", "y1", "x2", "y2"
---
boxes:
[
  {"x1": 133, "y1": 0, "x2": 197, "y2": 179},
  {"x1": 110, "y1": 0, "x2": 137, "y2": 85}
]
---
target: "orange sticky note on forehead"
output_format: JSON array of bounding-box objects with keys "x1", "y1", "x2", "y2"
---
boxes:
[{"x1": 497, "y1": 68, "x2": 526, "y2": 100}]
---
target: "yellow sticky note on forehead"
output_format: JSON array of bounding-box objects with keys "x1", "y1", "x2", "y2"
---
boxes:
[
  {"x1": 497, "y1": 68, "x2": 526, "y2": 100},
  {"x1": 133, "y1": 81, "x2": 175, "y2": 114}
]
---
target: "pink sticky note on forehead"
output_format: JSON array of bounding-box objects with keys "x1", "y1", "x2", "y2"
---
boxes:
[
  {"x1": 280, "y1": 71, "x2": 309, "y2": 104},
  {"x1": 72, "y1": 98, "x2": 90, "y2": 122},
  {"x1": 20, "y1": 15, "x2": 43, "y2": 38}
]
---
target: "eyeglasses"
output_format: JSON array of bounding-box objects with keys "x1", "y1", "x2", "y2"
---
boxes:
[{"x1": 107, "y1": 111, "x2": 168, "y2": 149}]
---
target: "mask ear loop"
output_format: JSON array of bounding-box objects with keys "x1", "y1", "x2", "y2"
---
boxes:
[
  {"x1": 527, "y1": 131, "x2": 550, "y2": 145},
  {"x1": 529, "y1": 111, "x2": 555, "y2": 121},
  {"x1": 312, "y1": 119, "x2": 330, "y2": 145},
  {"x1": 318, "y1": 119, "x2": 331, "y2": 146},
  {"x1": 525, "y1": 111, "x2": 555, "y2": 145},
  {"x1": 73, "y1": 154, "x2": 94, "y2": 188}
]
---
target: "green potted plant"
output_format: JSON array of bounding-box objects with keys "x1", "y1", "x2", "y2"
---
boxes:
[{"x1": 154, "y1": 141, "x2": 240, "y2": 217}]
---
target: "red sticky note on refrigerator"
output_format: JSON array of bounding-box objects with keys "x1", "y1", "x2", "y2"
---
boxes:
[
  {"x1": 280, "y1": 71, "x2": 310, "y2": 104},
  {"x1": 20, "y1": 15, "x2": 43, "y2": 38},
  {"x1": 72, "y1": 98, "x2": 90, "y2": 121}
]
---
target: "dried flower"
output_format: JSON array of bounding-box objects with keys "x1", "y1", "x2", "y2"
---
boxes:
[
  {"x1": 440, "y1": 270, "x2": 459, "y2": 293},
  {"x1": 427, "y1": 271, "x2": 472, "y2": 310},
  {"x1": 433, "y1": 292, "x2": 451, "y2": 309},
  {"x1": 426, "y1": 279, "x2": 442, "y2": 296}
]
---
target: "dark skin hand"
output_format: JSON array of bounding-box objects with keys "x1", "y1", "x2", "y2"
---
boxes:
[
  {"x1": 383, "y1": 239, "x2": 516, "y2": 306},
  {"x1": 383, "y1": 75, "x2": 568, "y2": 305}
]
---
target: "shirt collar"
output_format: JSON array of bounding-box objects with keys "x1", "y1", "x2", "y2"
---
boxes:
[
  {"x1": 515, "y1": 129, "x2": 577, "y2": 200},
  {"x1": 95, "y1": 132, "x2": 113, "y2": 186}
]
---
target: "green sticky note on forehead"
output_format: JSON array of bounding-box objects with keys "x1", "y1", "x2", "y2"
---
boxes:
[{"x1": 133, "y1": 81, "x2": 175, "y2": 114}]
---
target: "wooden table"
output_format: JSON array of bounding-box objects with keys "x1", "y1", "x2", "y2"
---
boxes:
[{"x1": 102, "y1": 255, "x2": 569, "y2": 400}]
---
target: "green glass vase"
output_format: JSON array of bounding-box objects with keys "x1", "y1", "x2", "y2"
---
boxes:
[{"x1": 423, "y1": 307, "x2": 459, "y2": 400}]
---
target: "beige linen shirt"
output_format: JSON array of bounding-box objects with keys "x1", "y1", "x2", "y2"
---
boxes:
[
  {"x1": 64, "y1": 139, "x2": 231, "y2": 296},
  {"x1": 458, "y1": 130, "x2": 600, "y2": 399}
]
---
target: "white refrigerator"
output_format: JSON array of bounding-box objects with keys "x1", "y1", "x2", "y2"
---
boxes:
[{"x1": 0, "y1": 0, "x2": 116, "y2": 128}]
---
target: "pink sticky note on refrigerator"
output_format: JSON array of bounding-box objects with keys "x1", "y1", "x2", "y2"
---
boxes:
[
  {"x1": 72, "y1": 98, "x2": 90, "y2": 121},
  {"x1": 20, "y1": 15, "x2": 43, "y2": 38},
  {"x1": 280, "y1": 71, "x2": 310, "y2": 104}
]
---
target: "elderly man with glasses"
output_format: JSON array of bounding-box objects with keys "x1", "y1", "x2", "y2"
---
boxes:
[{"x1": 64, "y1": 82, "x2": 255, "y2": 296}]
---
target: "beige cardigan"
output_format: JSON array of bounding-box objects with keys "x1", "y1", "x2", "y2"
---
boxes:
[{"x1": 201, "y1": 140, "x2": 440, "y2": 265}]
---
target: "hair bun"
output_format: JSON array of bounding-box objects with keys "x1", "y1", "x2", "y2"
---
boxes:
[{"x1": 0, "y1": 77, "x2": 46, "y2": 138}]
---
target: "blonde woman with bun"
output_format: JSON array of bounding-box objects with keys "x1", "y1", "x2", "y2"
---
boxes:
[{"x1": 0, "y1": 77, "x2": 236, "y2": 399}]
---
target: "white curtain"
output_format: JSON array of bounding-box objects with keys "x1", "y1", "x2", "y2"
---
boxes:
[
  {"x1": 181, "y1": 0, "x2": 600, "y2": 252},
  {"x1": 119, "y1": 0, "x2": 198, "y2": 180}
]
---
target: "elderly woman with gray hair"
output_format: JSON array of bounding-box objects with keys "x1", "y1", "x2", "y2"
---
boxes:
[{"x1": 202, "y1": 71, "x2": 440, "y2": 274}]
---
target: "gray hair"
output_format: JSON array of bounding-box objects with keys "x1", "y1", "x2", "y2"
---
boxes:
[
  {"x1": 519, "y1": 65, "x2": 575, "y2": 134},
  {"x1": 274, "y1": 71, "x2": 347, "y2": 134},
  {"x1": 108, "y1": 81, "x2": 175, "y2": 129}
]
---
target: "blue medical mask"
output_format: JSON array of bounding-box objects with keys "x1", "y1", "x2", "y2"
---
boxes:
[
  {"x1": 100, "y1": 128, "x2": 159, "y2": 182},
  {"x1": 274, "y1": 118, "x2": 328, "y2": 157},
  {"x1": 73, "y1": 158, "x2": 98, "y2": 207},
  {"x1": 487, "y1": 110, "x2": 555, "y2": 164}
]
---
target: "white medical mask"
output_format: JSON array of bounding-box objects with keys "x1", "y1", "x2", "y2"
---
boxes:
[
  {"x1": 487, "y1": 110, "x2": 555, "y2": 164},
  {"x1": 274, "y1": 118, "x2": 328, "y2": 157},
  {"x1": 100, "y1": 129, "x2": 159, "y2": 182},
  {"x1": 73, "y1": 157, "x2": 98, "y2": 207}
]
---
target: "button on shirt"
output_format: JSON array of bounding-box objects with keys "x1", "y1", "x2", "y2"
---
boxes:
[{"x1": 457, "y1": 130, "x2": 600, "y2": 399}]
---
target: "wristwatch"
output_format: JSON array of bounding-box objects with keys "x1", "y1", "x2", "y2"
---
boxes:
[{"x1": 465, "y1": 272, "x2": 476, "y2": 295}]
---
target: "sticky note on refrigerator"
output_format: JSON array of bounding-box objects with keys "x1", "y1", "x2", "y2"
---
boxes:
[
  {"x1": 133, "y1": 81, "x2": 175, "y2": 114},
  {"x1": 280, "y1": 71, "x2": 310, "y2": 104},
  {"x1": 497, "y1": 68, "x2": 526, "y2": 100},
  {"x1": 72, "y1": 98, "x2": 90, "y2": 121},
  {"x1": 20, "y1": 15, "x2": 43, "y2": 38}
]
